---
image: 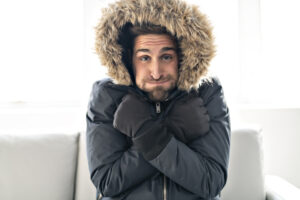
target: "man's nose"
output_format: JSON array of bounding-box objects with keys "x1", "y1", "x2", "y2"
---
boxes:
[{"x1": 150, "y1": 60, "x2": 162, "y2": 80}]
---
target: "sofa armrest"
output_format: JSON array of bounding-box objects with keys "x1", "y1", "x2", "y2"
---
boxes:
[
  {"x1": 266, "y1": 175, "x2": 300, "y2": 200},
  {"x1": 221, "y1": 127, "x2": 265, "y2": 200},
  {"x1": 74, "y1": 131, "x2": 96, "y2": 200}
]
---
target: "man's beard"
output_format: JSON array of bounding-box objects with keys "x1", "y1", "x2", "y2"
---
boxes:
[
  {"x1": 147, "y1": 86, "x2": 170, "y2": 102},
  {"x1": 138, "y1": 76, "x2": 177, "y2": 102}
]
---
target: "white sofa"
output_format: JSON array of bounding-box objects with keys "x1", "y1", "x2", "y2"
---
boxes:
[{"x1": 1, "y1": 128, "x2": 300, "y2": 200}]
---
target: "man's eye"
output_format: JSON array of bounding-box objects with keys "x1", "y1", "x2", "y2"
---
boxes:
[
  {"x1": 161, "y1": 55, "x2": 172, "y2": 61},
  {"x1": 140, "y1": 56, "x2": 150, "y2": 61}
]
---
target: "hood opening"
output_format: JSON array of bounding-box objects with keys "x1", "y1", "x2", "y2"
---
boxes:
[{"x1": 95, "y1": 0, "x2": 215, "y2": 91}]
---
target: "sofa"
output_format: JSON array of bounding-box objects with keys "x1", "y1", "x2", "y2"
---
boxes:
[{"x1": 1, "y1": 128, "x2": 300, "y2": 200}]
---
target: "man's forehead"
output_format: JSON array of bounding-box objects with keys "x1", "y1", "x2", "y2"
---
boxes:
[{"x1": 134, "y1": 34, "x2": 176, "y2": 49}]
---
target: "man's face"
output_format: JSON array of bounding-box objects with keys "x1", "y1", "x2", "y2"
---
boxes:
[{"x1": 132, "y1": 34, "x2": 178, "y2": 101}]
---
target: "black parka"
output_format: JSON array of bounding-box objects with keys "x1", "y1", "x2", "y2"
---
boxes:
[
  {"x1": 86, "y1": 77, "x2": 230, "y2": 200},
  {"x1": 87, "y1": 0, "x2": 230, "y2": 199}
]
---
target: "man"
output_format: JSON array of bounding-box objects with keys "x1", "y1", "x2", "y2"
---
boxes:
[{"x1": 86, "y1": 0, "x2": 230, "y2": 199}]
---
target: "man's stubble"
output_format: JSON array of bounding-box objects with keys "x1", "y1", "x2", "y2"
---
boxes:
[{"x1": 139, "y1": 76, "x2": 177, "y2": 102}]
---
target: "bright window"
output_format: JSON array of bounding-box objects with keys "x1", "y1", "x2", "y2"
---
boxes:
[
  {"x1": 0, "y1": 0, "x2": 84, "y2": 103},
  {"x1": 0, "y1": 0, "x2": 85, "y2": 134},
  {"x1": 259, "y1": 0, "x2": 300, "y2": 107}
]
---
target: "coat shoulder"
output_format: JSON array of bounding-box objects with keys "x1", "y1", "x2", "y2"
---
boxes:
[
  {"x1": 87, "y1": 78, "x2": 129, "y2": 122},
  {"x1": 198, "y1": 76, "x2": 223, "y2": 99},
  {"x1": 197, "y1": 76, "x2": 229, "y2": 118},
  {"x1": 90, "y1": 78, "x2": 129, "y2": 103}
]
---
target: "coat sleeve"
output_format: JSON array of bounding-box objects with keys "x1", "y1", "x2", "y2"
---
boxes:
[
  {"x1": 86, "y1": 80, "x2": 158, "y2": 197},
  {"x1": 148, "y1": 77, "x2": 231, "y2": 199}
]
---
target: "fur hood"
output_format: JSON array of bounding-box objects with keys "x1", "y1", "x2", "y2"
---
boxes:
[{"x1": 95, "y1": 0, "x2": 215, "y2": 91}]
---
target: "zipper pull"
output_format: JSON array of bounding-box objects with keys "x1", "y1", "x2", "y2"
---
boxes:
[{"x1": 156, "y1": 102, "x2": 161, "y2": 113}]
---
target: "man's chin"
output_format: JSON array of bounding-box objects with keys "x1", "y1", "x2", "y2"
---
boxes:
[{"x1": 147, "y1": 87, "x2": 169, "y2": 102}]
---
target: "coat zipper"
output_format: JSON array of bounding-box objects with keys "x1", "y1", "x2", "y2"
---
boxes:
[
  {"x1": 154, "y1": 102, "x2": 166, "y2": 200},
  {"x1": 163, "y1": 175, "x2": 167, "y2": 200},
  {"x1": 156, "y1": 102, "x2": 161, "y2": 113}
]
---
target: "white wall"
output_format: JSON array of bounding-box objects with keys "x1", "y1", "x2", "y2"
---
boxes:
[{"x1": 231, "y1": 107, "x2": 300, "y2": 188}]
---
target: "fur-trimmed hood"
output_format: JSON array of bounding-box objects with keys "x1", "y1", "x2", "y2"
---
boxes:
[{"x1": 95, "y1": 0, "x2": 215, "y2": 91}]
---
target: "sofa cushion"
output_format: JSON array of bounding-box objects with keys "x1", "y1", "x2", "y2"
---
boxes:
[{"x1": 0, "y1": 133, "x2": 79, "y2": 200}]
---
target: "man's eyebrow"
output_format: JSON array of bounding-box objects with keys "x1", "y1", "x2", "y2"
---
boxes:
[
  {"x1": 160, "y1": 47, "x2": 176, "y2": 53},
  {"x1": 135, "y1": 47, "x2": 176, "y2": 54},
  {"x1": 135, "y1": 49, "x2": 150, "y2": 54}
]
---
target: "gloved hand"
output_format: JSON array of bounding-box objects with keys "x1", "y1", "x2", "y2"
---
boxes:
[
  {"x1": 113, "y1": 93, "x2": 153, "y2": 137},
  {"x1": 113, "y1": 93, "x2": 172, "y2": 160},
  {"x1": 166, "y1": 96, "x2": 210, "y2": 143}
]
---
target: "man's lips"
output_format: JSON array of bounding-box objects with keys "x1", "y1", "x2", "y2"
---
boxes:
[{"x1": 146, "y1": 79, "x2": 170, "y2": 85}]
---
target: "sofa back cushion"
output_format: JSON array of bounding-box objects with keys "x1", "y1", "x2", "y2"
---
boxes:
[{"x1": 0, "y1": 133, "x2": 79, "y2": 200}]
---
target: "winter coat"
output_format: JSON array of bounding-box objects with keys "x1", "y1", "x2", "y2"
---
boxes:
[{"x1": 86, "y1": 0, "x2": 231, "y2": 199}]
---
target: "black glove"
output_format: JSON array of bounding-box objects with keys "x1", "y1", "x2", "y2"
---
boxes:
[
  {"x1": 166, "y1": 96, "x2": 210, "y2": 143},
  {"x1": 113, "y1": 93, "x2": 153, "y2": 137},
  {"x1": 113, "y1": 93, "x2": 171, "y2": 160}
]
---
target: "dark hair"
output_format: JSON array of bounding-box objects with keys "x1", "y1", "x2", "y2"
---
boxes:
[{"x1": 118, "y1": 23, "x2": 181, "y2": 82}]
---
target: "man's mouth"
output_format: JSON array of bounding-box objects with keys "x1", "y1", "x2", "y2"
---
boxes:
[{"x1": 146, "y1": 79, "x2": 170, "y2": 85}]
